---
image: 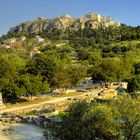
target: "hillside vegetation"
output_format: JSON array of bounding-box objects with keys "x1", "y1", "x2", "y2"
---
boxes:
[
  {"x1": 1, "y1": 13, "x2": 140, "y2": 140},
  {"x1": 0, "y1": 22, "x2": 140, "y2": 100}
]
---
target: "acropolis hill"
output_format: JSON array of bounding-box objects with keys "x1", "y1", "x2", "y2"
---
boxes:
[{"x1": 9, "y1": 13, "x2": 121, "y2": 33}]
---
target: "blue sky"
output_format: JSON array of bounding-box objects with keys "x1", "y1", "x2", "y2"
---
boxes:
[{"x1": 0, "y1": 0, "x2": 140, "y2": 35}]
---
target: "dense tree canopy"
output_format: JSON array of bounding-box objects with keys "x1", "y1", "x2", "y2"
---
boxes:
[
  {"x1": 49, "y1": 96, "x2": 140, "y2": 140},
  {"x1": 1, "y1": 24, "x2": 140, "y2": 100}
]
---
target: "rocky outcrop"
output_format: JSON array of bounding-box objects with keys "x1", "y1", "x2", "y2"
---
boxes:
[
  {"x1": 9, "y1": 13, "x2": 121, "y2": 33},
  {"x1": 0, "y1": 112, "x2": 62, "y2": 128}
]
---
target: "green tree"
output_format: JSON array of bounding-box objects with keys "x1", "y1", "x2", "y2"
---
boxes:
[
  {"x1": 48, "y1": 101, "x2": 119, "y2": 140},
  {"x1": 26, "y1": 53, "x2": 57, "y2": 88},
  {"x1": 88, "y1": 51, "x2": 102, "y2": 64},
  {"x1": 91, "y1": 58, "x2": 122, "y2": 85},
  {"x1": 18, "y1": 74, "x2": 49, "y2": 99},
  {"x1": 49, "y1": 96, "x2": 140, "y2": 140},
  {"x1": 0, "y1": 78, "x2": 20, "y2": 100},
  {"x1": 0, "y1": 55, "x2": 19, "y2": 99},
  {"x1": 134, "y1": 62, "x2": 140, "y2": 75},
  {"x1": 53, "y1": 63, "x2": 86, "y2": 94},
  {"x1": 112, "y1": 96, "x2": 140, "y2": 140},
  {"x1": 128, "y1": 75, "x2": 140, "y2": 93},
  {"x1": 83, "y1": 104, "x2": 120, "y2": 140}
]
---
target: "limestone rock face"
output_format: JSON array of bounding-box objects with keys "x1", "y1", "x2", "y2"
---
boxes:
[{"x1": 9, "y1": 13, "x2": 121, "y2": 33}]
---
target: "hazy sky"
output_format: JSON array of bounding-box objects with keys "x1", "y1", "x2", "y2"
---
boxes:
[{"x1": 0, "y1": 0, "x2": 140, "y2": 35}]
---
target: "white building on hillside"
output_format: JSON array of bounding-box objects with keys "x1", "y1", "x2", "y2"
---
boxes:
[{"x1": 35, "y1": 36, "x2": 45, "y2": 44}]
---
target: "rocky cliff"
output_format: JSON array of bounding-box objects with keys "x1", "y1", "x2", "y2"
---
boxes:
[{"x1": 9, "y1": 13, "x2": 121, "y2": 33}]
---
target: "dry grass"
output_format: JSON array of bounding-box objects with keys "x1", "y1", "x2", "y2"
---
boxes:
[
  {"x1": 5, "y1": 92, "x2": 85, "y2": 109},
  {"x1": 5, "y1": 96, "x2": 53, "y2": 109}
]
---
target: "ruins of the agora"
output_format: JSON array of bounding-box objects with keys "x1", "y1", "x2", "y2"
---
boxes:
[{"x1": 0, "y1": 82, "x2": 128, "y2": 114}]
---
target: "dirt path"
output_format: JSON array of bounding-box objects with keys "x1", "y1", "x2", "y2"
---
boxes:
[{"x1": 0, "y1": 90, "x2": 101, "y2": 114}]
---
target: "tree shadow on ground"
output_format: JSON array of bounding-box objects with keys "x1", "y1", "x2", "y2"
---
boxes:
[{"x1": 4, "y1": 97, "x2": 28, "y2": 104}]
